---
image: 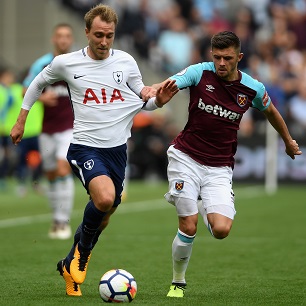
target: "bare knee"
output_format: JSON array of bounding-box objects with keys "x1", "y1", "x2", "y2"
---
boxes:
[
  {"x1": 207, "y1": 213, "x2": 233, "y2": 239},
  {"x1": 89, "y1": 176, "x2": 116, "y2": 212},
  {"x1": 179, "y1": 215, "x2": 198, "y2": 236},
  {"x1": 211, "y1": 223, "x2": 232, "y2": 239},
  {"x1": 94, "y1": 196, "x2": 114, "y2": 212}
]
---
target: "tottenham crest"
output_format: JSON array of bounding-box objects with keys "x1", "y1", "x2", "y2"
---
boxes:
[
  {"x1": 84, "y1": 159, "x2": 94, "y2": 170},
  {"x1": 237, "y1": 93, "x2": 248, "y2": 107},
  {"x1": 175, "y1": 180, "x2": 184, "y2": 192},
  {"x1": 113, "y1": 71, "x2": 123, "y2": 84}
]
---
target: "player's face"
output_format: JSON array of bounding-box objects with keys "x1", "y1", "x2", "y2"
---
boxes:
[
  {"x1": 52, "y1": 27, "x2": 74, "y2": 55},
  {"x1": 86, "y1": 16, "x2": 115, "y2": 60},
  {"x1": 211, "y1": 47, "x2": 243, "y2": 81}
]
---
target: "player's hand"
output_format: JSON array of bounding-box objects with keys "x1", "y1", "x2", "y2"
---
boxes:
[
  {"x1": 141, "y1": 86, "x2": 157, "y2": 102},
  {"x1": 10, "y1": 122, "x2": 25, "y2": 145},
  {"x1": 155, "y1": 80, "x2": 179, "y2": 108},
  {"x1": 285, "y1": 139, "x2": 302, "y2": 159},
  {"x1": 39, "y1": 91, "x2": 58, "y2": 106}
]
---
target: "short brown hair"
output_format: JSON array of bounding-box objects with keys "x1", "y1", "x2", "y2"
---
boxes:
[
  {"x1": 84, "y1": 4, "x2": 118, "y2": 31},
  {"x1": 52, "y1": 23, "x2": 73, "y2": 33},
  {"x1": 211, "y1": 31, "x2": 241, "y2": 52}
]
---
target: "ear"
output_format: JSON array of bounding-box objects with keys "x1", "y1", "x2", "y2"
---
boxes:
[{"x1": 238, "y1": 52, "x2": 244, "y2": 62}]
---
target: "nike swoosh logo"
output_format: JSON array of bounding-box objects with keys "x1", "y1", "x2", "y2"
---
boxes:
[{"x1": 74, "y1": 74, "x2": 86, "y2": 79}]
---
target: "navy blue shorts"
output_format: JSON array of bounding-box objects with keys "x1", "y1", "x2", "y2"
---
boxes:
[{"x1": 67, "y1": 143, "x2": 127, "y2": 206}]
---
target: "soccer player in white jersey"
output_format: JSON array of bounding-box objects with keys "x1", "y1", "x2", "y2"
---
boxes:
[
  {"x1": 10, "y1": 4, "x2": 178, "y2": 297},
  {"x1": 153, "y1": 31, "x2": 302, "y2": 298}
]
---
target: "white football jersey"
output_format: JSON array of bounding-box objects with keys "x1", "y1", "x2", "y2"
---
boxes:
[{"x1": 39, "y1": 48, "x2": 149, "y2": 148}]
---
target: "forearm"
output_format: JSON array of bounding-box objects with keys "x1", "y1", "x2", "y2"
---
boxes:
[
  {"x1": 22, "y1": 73, "x2": 48, "y2": 110},
  {"x1": 152, "y1": 78, "x2": 172, "y2": 90},
  {"x1": 16, "y1": 108, "x2": 29, "y2": 126},
  {"x1": 264, "y1": 105, "x2": 292, "y2": 145}
]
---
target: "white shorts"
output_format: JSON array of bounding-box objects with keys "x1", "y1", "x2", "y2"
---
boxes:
[
  {"x1": 39, "y1": 129, "x2": 73, "y2": 171},
  {"x1": 165, "y1": 145, "x2": 236, "y2": 219}
]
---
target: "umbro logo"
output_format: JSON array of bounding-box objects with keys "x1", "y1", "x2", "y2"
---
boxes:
[
  {"x1": 74, "y1": 74, "x2": 86, "y2": 79},
  {"x1": 206, "y1": 85, "x2": 215, "y2": 92}
]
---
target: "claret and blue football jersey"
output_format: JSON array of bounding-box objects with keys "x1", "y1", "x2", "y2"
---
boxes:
[{"x1": 170, "y1": 62, "x2": 271, "y2": 168}]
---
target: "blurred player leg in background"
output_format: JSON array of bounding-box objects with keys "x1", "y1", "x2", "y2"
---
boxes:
[
  {"x1": 40, "y1": 129, "x2": 74, "y2": 239},
  {"x1": 15, "y1": 136, "x2": 43, "y2": 197}
]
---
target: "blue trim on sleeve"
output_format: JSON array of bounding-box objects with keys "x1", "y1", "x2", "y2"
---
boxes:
[
  {"x1": 170, "y1": 62, "x2": 215, "y2": 89},
  {"x1": 240, "y1": 72, "x2": 271, "y2": 111},
  {"x1": 23, "y1": 53, "x2": 54, "y2": 87}
]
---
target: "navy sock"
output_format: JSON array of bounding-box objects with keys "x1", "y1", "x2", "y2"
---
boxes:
[
  {"x1": 64, "y1": 201, "x2": 107, "y2": 271},
  {"x1": 65, "y1": 223, "x2": 103, "y2": 270},
  {"x1": 79, "y1": 200, "x2": 107, "y2": 250}
]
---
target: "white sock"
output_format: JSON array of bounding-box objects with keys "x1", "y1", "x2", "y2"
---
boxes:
[
  {"x1": 54, "y1": 175, "x2": 74, "y2": 223},
  {"x1": 172, "y1": 229, "x2": 195, "y2": 284},
  {"x1": 46, "y1": 180, "x2": 58, "y2": 218},
  {"x1": 46, "y1": 175, "x2": 74, "y2": 224},
  {"x1": 197, "y1": 200, "x2": 214, "y2": 237}
]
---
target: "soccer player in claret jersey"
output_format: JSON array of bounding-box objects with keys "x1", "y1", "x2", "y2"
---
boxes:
[
  {"x1": 153, "y1": 31, "x2": 302, "y2": 298},
  {"x1": 10, "y1": 4, "x2": 178, "y2": 297},
  {"x1": 23, "y1": 24, "x2": 75, "y2": 240}
]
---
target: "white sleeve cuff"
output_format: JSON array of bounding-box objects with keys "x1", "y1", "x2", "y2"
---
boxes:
[{"x1": 142, "y1": 97, "x2": 159, "y2": 111}]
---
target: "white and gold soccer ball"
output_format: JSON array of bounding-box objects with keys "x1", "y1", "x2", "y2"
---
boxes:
[{"x1": 99, "y1": 269, "x2": 137, "y2": 303}]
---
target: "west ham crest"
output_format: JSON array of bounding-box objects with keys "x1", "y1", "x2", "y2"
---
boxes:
[
  {"x1": 175, "y1": 180, "x2": 184, "y2": 192},
  {"x1": 237, "y1": 93, "x2": 248, "y2": 107},
  {"x1": 113, "y1": 71, "x2": 123, "y2": 84}
]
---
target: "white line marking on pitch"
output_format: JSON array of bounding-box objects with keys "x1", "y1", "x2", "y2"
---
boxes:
[
  {"x1": 0, "y1": 186, "x2": 264, "y2": 229},
  {"x1": 0, "y1": 199, "x2": 169, "y2": 229}
]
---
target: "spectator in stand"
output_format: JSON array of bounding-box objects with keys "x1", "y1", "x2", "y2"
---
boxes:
[
  {"x1": 6, "y1": 74, "x2": 44, "y2": 196},
  {"x1": 155, "y1": 16, "x2": 195, "y2": 74},
  {"x1": 287, "y1": 79, "x2": 306, "y2": 137},
  {"x1": 0, "y1": 66, "x2": 15, "y2": 190},
  {"x1": 0, "y1": 66, "x2": 43, "y2": 194},
  {"x1": 129, "y1": 109, "x2": 176, "y2": 180}
]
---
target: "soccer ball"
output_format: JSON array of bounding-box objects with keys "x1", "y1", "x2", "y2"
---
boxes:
[{"x1": 99, "y1": 269, "x2": 137, "y2": 303}]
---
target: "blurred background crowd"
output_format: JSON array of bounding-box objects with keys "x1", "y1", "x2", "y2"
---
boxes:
[{"x1": 1, "y1": 0, "x2": 306, "y2": 195}]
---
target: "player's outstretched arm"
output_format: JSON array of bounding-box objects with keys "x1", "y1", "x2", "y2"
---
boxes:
[
  {"x1": 11, "y1": 73, "x2": 48, "y2": 145},
  {"x1": 10, "y1": 108, "x2": 29, "y2": 145},
  {"x1": 155, "y1": 80, "x2": 179, "y2": 108},
  {"x1": 152, "y1": 78, "x2": 173, "y2": 90},
  {"x1": 263, "y1": 102, "x2": 302, "y2": 159},
  {"x1": 141, "y1": 86, "x2": 157, "y2": 102}
]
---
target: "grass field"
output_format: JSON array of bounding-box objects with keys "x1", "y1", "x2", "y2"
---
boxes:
[{"x1": 0, "y1": 179, "x2": 305, "y2": 305}]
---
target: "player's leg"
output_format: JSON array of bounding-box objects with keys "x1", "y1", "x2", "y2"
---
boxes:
[
  {"x1": 39, "y1": 133, "x2": 60, "y2": 237},
  {"x1": 198, "y1": 166, "x2": 236, "y2": 239},
  {"x1": 56, "y1": 205, "x2": 118, "y2": 297},
  {"x1": 64, "y1": 206, "x2": 117, "y2": 266},
  {"x1": 28, "y1": 136, "x2": 43, "y2": 194},
  {"x1": 167, "y1": 198, "x2": 198, "y2": 298},
  {"x1": 15, "y1": 137, "x2": 29, "y2": 197},
  {"x1": 51, "y1": 129, "x2": 75, "y2": 239},
  {"x1": 65, "y1": 143, "x2": 126, "y2": 285},
  {"x1": 165, "y1": 145, "x2": 200, "y2": 297},
  {"x1": 40, "y1": 132, "x2": 74, "y2": 239},
  {"x1": 67, "y1": 175, "x2": 114, "y2": 284}
]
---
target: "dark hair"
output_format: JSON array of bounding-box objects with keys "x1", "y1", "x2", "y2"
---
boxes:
[
  {"x1": 84, "y1": 4, "x2": 118, "y2": 31},
  {"x1": 211, "y1": 31, "x2": 241, "y2": 52},
  {"x1": 52, "y1": 23, "x2": 73, "y2": 33},
  {"x1": 0, "y1": 65, "x2": 10, "y2": 77}
]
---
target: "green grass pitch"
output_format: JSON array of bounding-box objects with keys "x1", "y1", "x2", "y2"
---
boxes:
[{"x1": 0, "y1": 180, "x2": 305, "y2": 305}]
